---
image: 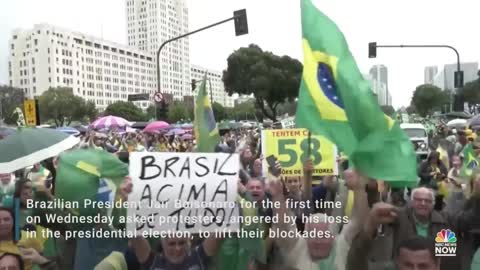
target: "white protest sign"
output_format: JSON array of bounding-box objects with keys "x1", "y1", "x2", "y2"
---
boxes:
[
  {"x1": 280, "y1": 117, "x2": 295, "y2": 129},
  {"x1": 126, "y1": 152, "x2": 240, "y2": 235}
]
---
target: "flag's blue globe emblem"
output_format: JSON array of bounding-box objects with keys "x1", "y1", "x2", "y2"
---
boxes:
[
  {"x1": 468, "y1": 159, "x2": 478, "y2": 169},
  {"x1": 317, "y1": 63, "x2": 344, "y2": 108},
  {"x1": 204, "y1": 108, "x2": 216, "y2": 131}
]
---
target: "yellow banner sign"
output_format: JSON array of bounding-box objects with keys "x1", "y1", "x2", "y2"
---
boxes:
[
  {"x1": 23, "y1": 99, "x2": 37, "y2": 126},
  {"x1": 261, "y1": 128, "x2": 338, "y2": 176}
]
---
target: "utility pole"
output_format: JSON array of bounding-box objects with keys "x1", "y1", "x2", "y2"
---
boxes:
[
  {"x1": 156, "y1": 9, "x2": 248, "y2": 120},
  {"x1": 368, "y1": 43, "x2": 464, "y2": 111}
]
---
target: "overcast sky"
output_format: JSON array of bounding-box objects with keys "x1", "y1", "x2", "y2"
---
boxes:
[{"x1": 1, "y1": 0, "x2": 479, "y2": 108}]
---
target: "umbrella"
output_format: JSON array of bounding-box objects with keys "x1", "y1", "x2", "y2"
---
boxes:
[
  {"x1": 166, "y1": 128, "x2": 185, "y2": 136},
  {"x1": 181, "y1": 134, "x2": 193, "y2": 140},
  {"x1": 0, "y1": 128, "x2": 80, "y2": 173},
  {"x1": 242, "y1": 122, "x2": 253, "y2": 128},
  {"x1": 131, "y1": 121, "x2": 150, "y2": 129},
  {"x1": 144, "y1": 121, "x2": 170, "y2": 133},
  {"x1": 181, "y1": 123, "x2": 193, "y2": 129},
  {"x1": 56, "y1": 127, "x2": 80, "y2": 136},
  {"x1": 118, "y1": 127, "x2": 139, "y2": 135},
  {"x1": 468, "y1": 115, "x2": 480, "y2": 129},
  {"x1": 72, "y1": 125, "x2": 88, "y2": 133},
  {"x1": 0, "y1": 126, "x2": 16, "y2": 138},
  {"x1": 444, "y1": 111, "x2": 472, "y2": 120},
  {"x1": 90, "y1": 116, "x2": 132, "y2": 130},
  {"x1": 218, "y1": 122, "x2": 231, "y2": 130},
  {"x1": 447, "y1": 118, "x2": 467, "y2": 128}
]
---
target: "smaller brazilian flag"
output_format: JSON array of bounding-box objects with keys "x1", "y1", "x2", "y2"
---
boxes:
[
  {"x1": 461, "y1": 144, "x2": 479, "y2": 178},
  {"x1": 194, "y1": 75, "x2": 220, "y2": 152}
]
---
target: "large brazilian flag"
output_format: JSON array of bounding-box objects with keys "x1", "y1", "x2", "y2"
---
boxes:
[{"x1": 295, "y1": 0, "x2": 417, "y2": 187}]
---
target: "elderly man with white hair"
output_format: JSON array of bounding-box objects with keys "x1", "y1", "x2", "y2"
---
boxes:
[
  {"x1": 269, "y1": 170, "x2": 369, "y2": 270},
  {"x1": 347, "y1": 186, "x2": 464, "y2": 270}
]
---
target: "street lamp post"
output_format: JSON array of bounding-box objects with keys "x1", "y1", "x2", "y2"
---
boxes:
[
  {"x1": 155, "y1": 9, "x2": 248, "y2": 120},
  {"x1": 0, "y1": 94, "x2": 10, "y2": 124},
  {"x1": 368, "y1": 43, "x2": 464, "y2": 111}
]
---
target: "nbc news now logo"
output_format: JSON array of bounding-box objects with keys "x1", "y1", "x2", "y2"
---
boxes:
[{"x1": 435, "y1": 229, "x2": 457, "y2": 256}]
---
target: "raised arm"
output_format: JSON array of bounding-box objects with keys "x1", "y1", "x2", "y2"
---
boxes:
[
  {"x1": 202, "y1": 235, "x2": 225, "y2": 257},
  {"x1": 302, "y1": 159, "x2": 313, "y2": 202},
  {"x1": 340, "y1": 170, "x2": 369, "y2": 243},
  {"x1": 130, "y1": 236, "x2": 152, "y2": 264},
  {"x1": 270, "y1": 178, "x2": 298, "y2": 250}
]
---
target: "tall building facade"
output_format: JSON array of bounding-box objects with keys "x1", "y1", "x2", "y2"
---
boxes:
[
  {"x1": 424, "y1": 66, "x2": 438, "y2": 84},
  {"x1": 8, "y1": 24, "x2": 156, "y2": 110},
  {"x1": 363, "y1": 73, "x2": 390, "y2": 106},
  {"x1": 190, "y1": 65, "x2": 234, "y2": 107},
  {"x1": 369, "y1": 64, "x2": 389, "y2": 106},
  {"x1": 433, "y1": 62, "x2": 478, "y2": 90},
  {"x1": 126, "y1": 0, "x2": 190, "y2": 100},
  {"x1": 369, "y1": 65, "x2": 388, "y2": 89}
]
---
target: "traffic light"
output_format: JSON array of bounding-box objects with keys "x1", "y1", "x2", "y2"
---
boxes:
[
  {"x1": 453, "y1": 94, "x2": 464, "y2": 112},
  {"x1": 233, "y1": 9, "x2": 248, "y2": 36},
  {"x1": 191, "y1": 79, "x2": 196, "y2": 91},
  {"x1": 454, "y1": 71, "x2": 464, "y2": 88},
  {"x1": 368, "y1": 42, "x2": 377, "y2": 58},
  {"x1": 34, "y1": 98, "x2": 40, "y2": 125},
  {"x1": 158, "y1": 100, "x2": 168, "y2": 120}
]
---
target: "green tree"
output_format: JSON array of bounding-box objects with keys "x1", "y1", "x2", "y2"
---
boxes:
[
  {"x1": 212, "y1": 102, "x2": 226, "y2": 121},
  {"x1": 277, "y1": 101, "x2": 297, "y2": 117},
  {"x1": 146, "y1": 103, "x2": 169, "y2": 121},
  {"x1": 406, "y1": 105, "x2": 416, "y2": 115},
  {"x1": 380, "y1": 105, "x2": 395, "y2": 116},
  {"x1": 78, "y1": 100, "x2": 98, "y2": 123},
  {"x1": 231, "y1": 101, "x2": 256, "y2": 121},
  {"x1": 104, "y1": 101, "x2": 146, "y2": 121},
  {"x1": 223, "y1": 44, "x2": 302, "y2": 121},
  {"x1": 0, "y1": 86, "x2": 24, "y2": 125},
  {"x1": 410, "y1": 84, "x2": 447, "y2": 117},
  {"x1": 167, "y1": 101, "x2": 188, "y2": 123},
  {"x1": 38, "y1": 87, "x2": 94, "y2": 127},
  {"x1": 459, "y1": 74, "x2": 480, "y2": 108}
]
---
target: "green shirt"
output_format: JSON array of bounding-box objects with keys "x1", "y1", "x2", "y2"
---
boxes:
[{"x1": 415, "y1": 221, "x2": 429, "y2": 238}]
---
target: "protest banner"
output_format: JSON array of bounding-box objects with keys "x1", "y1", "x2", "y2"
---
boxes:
[
  {"x1": 280, "y1": 117, "x2": 295, "y2": 129},
  {"x1": 261, "y1": 128, "x2": 337, "y2": 176},
  {"x1": 126, "y1": 152, "x2": 240, "y2": 235}
]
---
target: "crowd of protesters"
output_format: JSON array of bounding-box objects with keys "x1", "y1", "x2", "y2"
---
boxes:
[{"x1": 0, "y1": 122, "x2": 480, "y2": 270}]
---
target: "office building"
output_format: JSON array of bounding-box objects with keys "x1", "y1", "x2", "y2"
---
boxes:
[
  {"x1": 369, "y1": 64, "x2": 388, "y2": 89},
  {"x1": 8, "y1": 24, "x2": 156, "y2": 110},
  {"x1": 190, "y1": 65, "x2": 234, "y2": 107},
  {"x1": 433, "y1": 62, "x2": 479, "y2": 90},
  {"x1": 369, "y1": 64, "x2": 390, "y2": 106},
  {"x1": 424, "y1": 66, "x2": 438, "y2": 84},
  {"x1": 364, "y1": 73, "x2": 389, "y2": 106},
  {"x1": 373, "y1": 80, "x2": 389, "y2": 106},
  {"x1": 126, "y1": 0, "x2": 190, "y2": 100}
]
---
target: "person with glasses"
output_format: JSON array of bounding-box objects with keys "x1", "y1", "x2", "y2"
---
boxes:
[{"x1": 347, "y1": 187, "x2": 463, "y2": 270}]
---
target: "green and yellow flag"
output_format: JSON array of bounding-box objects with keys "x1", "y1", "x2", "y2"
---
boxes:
[
  {"x1": 295, "y1": 0, "x2": 417, "y2": 187},
  {"x1": 194, "y1": 75, "x2": 220, "y2": 152},
  {"x1": 461, "y1": 144, "x2": 479, "y2": 178}
]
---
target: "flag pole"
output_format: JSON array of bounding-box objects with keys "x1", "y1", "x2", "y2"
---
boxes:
[{"x1": 307, "y1": 130, "x2": 312, "y2": 159}]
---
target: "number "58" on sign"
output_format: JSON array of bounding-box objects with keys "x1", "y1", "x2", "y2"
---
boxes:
[{"x1": 277, "y1": 138, "x2": 322, "y2": 167}]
